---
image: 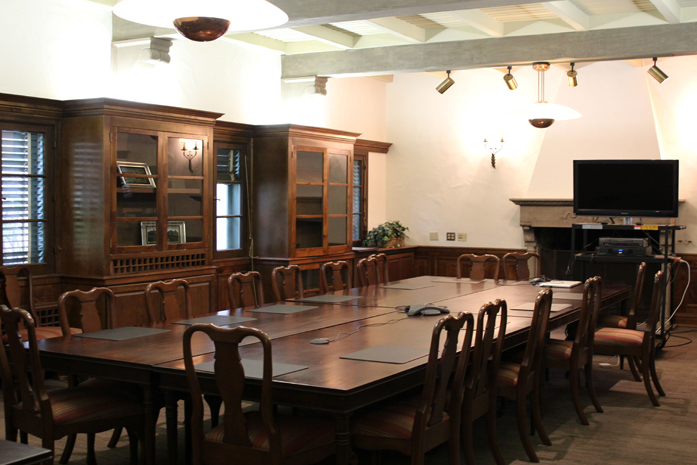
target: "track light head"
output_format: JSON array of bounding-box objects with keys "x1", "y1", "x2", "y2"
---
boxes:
[
  {"x1": 567, "y1": 63, "x2": 578, "y2": 87},
  {"x1": 504, "y1": 66, "x2": 518, "y2": 90},
  {"x1": 648, "y1": 57, "x2": 668, "y2": 84},
  {"x1": 436, "y1": 70, "x2": 455, "y2": 94}
]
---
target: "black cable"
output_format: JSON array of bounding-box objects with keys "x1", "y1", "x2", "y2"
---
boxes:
[{"x1": 665, "y1": 334, "x2": 692, "y2": 348}]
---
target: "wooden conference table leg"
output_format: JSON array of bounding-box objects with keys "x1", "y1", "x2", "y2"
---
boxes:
[
  {"x1": 335, "y1": 413, "x2": 354, "y2": 465},
  {"x1": 143, "y1": 386, "x2": 157, "y2": 465},
  {"x1": 166, "y1": 391, "x2": 179, "y2": 465}
]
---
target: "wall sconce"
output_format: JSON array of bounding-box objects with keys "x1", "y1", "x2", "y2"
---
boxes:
[
  {"x1": 484, "y1": 137, "x2": 504, "y2": 168},
  {"x1": 181, "y1": 139, "x2": 200, "y2": 172},
  {"x1": 504, "y1": 66, "x2": 518, "y2": 90},
  {"x1": 436, "y1": 71, "x2": 455, "y2": 94},
  {"x1": 567, "y1": 63, "x2": 578, "y2": 87},
  {"x1": 648, "y1": 57, "x2": 669, "y2": 84}
]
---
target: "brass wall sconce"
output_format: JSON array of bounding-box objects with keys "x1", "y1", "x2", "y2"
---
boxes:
[
  {"x1": 181, "y1": 139, "x2": 200, "y2": 172},
  {"x1": 484, "y1": 137, "x2": 504, "y2": 168}
]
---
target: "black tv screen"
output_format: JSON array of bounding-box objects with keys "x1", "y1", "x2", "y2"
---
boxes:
[{"x1": 573, "y1": 159, "x2": 679, "y2": 218}]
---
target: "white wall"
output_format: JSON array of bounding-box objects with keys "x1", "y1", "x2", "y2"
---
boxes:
[{"x1": 0, "y1": 0, "x2": 113, "y2": 99}]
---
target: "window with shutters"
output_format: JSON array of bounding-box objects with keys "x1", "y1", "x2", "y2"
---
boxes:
[
  {"x1": 0, "y1": 128, "x2": 50, "y2": 266},
  {"x1": 352, "y1": 153, "x2": 368, "y2": 246},
  {"x1": 214, "y1": 143, "x2": 247, "y2": 259}
]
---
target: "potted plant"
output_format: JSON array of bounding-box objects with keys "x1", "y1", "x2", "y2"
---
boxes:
[{"x1": 362, "y1": 221, "x2": 409, "y2": 248}]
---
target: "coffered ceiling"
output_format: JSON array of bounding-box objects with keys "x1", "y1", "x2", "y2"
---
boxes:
[{"x1": 91, "y1": 0, "x2": 697, "y2": 78}]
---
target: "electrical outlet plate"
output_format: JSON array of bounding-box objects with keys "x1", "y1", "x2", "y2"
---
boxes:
[
  {"x1": 429, "y1": 232, "x2": 439, "y2": 241},
  {"x1": 446, "y1": 232, "x2": 455, "y2": 241},
  {"x1": 457, "y1": 233, "x2": 467, "y2": 242}
]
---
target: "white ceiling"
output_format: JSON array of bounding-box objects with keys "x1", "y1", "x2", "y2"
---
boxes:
[{"x1": 92, "y1": 0, "x2": 697, "y2": 77}]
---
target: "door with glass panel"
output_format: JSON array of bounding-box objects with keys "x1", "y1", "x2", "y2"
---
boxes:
[{"x1": 215, "y1": 144, "x2": 246, "y2": 258}]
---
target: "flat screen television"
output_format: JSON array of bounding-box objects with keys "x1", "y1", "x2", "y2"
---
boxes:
[{"x1": 573, "y1": 159, "x2": 679, "y2": 218}]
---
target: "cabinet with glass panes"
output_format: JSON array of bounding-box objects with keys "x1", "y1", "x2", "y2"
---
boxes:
[{"x1": 252, "y1": 125, "x2": 360, "y2": 259}]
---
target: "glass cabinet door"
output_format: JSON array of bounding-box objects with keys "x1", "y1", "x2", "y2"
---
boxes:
[
  {"x1": 327, "y1": 152, "x2": 349, "y2": 250},
  {"x1": 115, "y1": 131, "x2": 158, "y2": 248},
  {"x1": 166, "y1": 136, "x2": 204, "y2": 246},
  {"x1": 295, "y1": 149, "x2": 324, "y2": 253}
]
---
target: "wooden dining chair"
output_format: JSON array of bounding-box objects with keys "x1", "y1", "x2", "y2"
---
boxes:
[
  {"x1": 183, "y1": 324, "x2": 336, "y2": 465},
  {"x1": 370, "y1": 253, "x2": 390, "y2": 284},
  {"x1": 227, "y1": 271, "x2": 264, "y2": 309},
  {"x1": 594, "y1": 270, "x2": 666, "y2": 406},
  {"x1": 271, "y1": 265, "x2": 304, "y2": 302},
  {"x1": 351, "y1": 312, "x2": 475, "y2": 465},
  {"x1": 145, "y1": 279, "x2": 192, "y2": 323},
  {"x1": 456, "y1": 254, "x2": 501, "y2": 282},
  {"x1": 57, "y1": 287, "x2": 127, "y2": 462},
  {"x1": 356, "y1": 256, "x2": 381, "y2": 287},
  {"x1": 319, "y1": 261, "x2": 352, "y2": 294},
  {"x1": 545, "y1": 277, "x2": 604, "y2": 425},
  {"x1": 496, "y1": 289, "x2": 553, "y2": 463},
  {"x1": 501, "y1": 252, "x2": 541, "y2": 281},
  {"x1": 461, "y1": 300, "x2": 507, "y2": 465},
  {"x1": 0, "y1": 305, "x2": 144, "y2": 465},
  {"x1": 0, "y1": 265, "x2": 67, "y2": 342}
]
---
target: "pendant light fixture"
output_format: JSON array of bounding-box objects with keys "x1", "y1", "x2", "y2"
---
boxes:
[
  {"x1": 113, "y1": 0, "x2": 289, "y2": 42},
  {"x1": 514, "y1": 62, "x2": 581, "y2": 129}
]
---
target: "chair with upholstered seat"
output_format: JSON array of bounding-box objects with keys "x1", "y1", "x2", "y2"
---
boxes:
[
  {"x1": 545, "y1": 277, "x2": 603, "y2": 425},
  {"x1": 501, "y1": 252, "x2": 540, "y2": 281},
  {"x1": 271, "y1": 265, "x2": 304, "y2": 302},
  {"x1": 0, "y1": 305, "x2": 144, "y2": 465},
  {"x1": 145, "y1": 279, "x2": 192, "y2": 323},
  {"x1": 594, "y1": 270, "x2": 666, "y2": 406},
  {"x1": 356, "y1": 256, "x2": 381, "y2": 287},
  {"x1": 456, "y1": 254, "x2": 500, "y2": 282},
  {"x1": 496, "y1": 289, "x2": 553, "y2": 463},
  {"x1": 319, "y1": 261, "x2": 351, "y2": 294},
  {"x1": 351, "y1": 312, "x2": 475, "y2": 465},
  {"x1": 227, "y1": 271, "x2": 264, "y2": 309},
  {"x1": 461, "y1": 300, "x2": 507, "y2": 465},
  {"x1": 183, "y1": 324, "x2": 337, "y2": 465}
]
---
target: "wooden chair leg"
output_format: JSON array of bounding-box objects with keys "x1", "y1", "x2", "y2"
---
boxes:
[
  {"x1": 641, "y1": 353, "x2": 660, "y2": 406},
  {"x1": 569, "y1": 365, "x2": 588, "y2": 425},
  {"x1": 6, "y1": 425, "x2": 18, "y2": 442},
  {"x1": 59, "y1": 434, "x2": 77, "y2": 464},
  {"x1": 461, "y1": 410, "x2": 476, "y2": 465},
  {"x1": 584, "y1": 362, "x2": 603, "y2": 413},
  {"x1": 126, "y1": 427, "x2": 139, "y2": 465},
  {"x1": 448, "y1": 420, "x2": 460, "y2": 465},
  {"x1": 628, "y1": 356, "x2": 642, "y2": 382},
  {"x1": 86, "y1": 433, "x2": 97, "y2": 465},
  {"x1": 20, "y1": 430, "x2": 28, "y2": 444},
  {"x1": 649, "y1": 354, "x2": 666, "y2": 397},
  {"x1": 486, "y1": 405, "x2": 505, "y2": 465},
  {"x1": 531, "y1": 383, "x2": 551, "y2": 446},
  {"x1": 108, "y1": 427, "x2": 122, "y2": 448},
  {"x1": 516, "y1": 395, "x2": 539, "y2": 462},
  {"x1": 41, "y1": 435, "x2": 55, "y2": 465}
]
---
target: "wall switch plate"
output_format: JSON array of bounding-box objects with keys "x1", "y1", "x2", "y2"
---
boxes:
[
  {"x1": 429, "y1": 232, "x2": 439, "y2": 241},
  {"x1": 446, "y1": 232, "x2": 455, "y2": 241},
  {"x1": 457, "y1": 233, "x2": 467, "y2": 242}
]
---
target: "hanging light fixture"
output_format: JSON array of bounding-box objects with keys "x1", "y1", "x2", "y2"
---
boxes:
[
  {"x1": 511, "y1": 62, "x2": 581, "y2": 129},
  {"x1": 503, "y1": 66, "x2": 518, "y2": 90},
  {"x1": 648, "y1": 57, "x2": 669, "y2": 84},
  {"x1": 113, "y1": 0, "x2": 289, "y2": 42},
  {"x1": 567, "y1": 63, "x2": 578, "y2": 87},
  {"x1": 436, "y1": 71, "x2": 455, "y2": 94}
]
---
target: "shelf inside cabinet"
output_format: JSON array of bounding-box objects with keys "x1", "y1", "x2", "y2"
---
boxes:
[
  {"x1": 168, "y1": 188, "x2": 202, "y2": 194},
  {"x1": 116, "y1": 187, "x2": 156, "y2": 194}
]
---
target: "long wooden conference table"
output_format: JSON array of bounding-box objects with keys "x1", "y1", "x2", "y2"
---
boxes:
[{"x1": 35, "y1": 276, "x2": 629, "y2": 465}]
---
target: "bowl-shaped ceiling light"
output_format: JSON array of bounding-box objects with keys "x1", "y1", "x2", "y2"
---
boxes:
[
  {"x1": 113, "y1": 0, "x2": 289, "y2": 42},
  {"x1": 515, "y1": 62, "x2": 581, "y2": 128}
]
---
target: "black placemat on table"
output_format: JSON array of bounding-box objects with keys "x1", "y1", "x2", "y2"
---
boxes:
[
  {"x1": 340, "y1": 344, "x2": 429, "y2": 364},
  {"x1": 173, "y1": 315, "x2": 257, "y2": 325},
  {"x1": 195, "y1": 359, "x2": 308, "y2": 379},
  {"x1": 247, "y1": 304, "x2": 319, "y2": 314},
  {"x1": 75, "y1": 327, "x2": 170, "y2": 341},
  {"x1": 295, "y1": 295, "x2": 364, "y2": 303}
]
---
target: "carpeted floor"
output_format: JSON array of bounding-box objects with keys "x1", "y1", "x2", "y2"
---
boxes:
[{"x1": 2, "y1": 327, "x2": 697, "y2": 465}]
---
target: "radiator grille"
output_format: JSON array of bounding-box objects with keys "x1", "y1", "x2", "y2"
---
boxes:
[{"x1": 111, "y1": 252, "x2": 207, "y2": 274}]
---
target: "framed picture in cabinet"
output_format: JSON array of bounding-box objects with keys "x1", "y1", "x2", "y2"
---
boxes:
[
  {"x1": 140, "y1": 221, "x2": 186, "y2": 245},
  {"x1": 117, "y1": 161, "x2": 156, "y2": 188}
]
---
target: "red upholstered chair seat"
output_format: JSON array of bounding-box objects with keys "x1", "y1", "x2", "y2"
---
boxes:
[
  {"x1": 16, "y1": 386, "x2": 143, "y2": 427},
  {"x1": 546, "y1": 340, "x2": 573, "y2": 361},
  {"x1": 351, "y1": 397, "x2": 450, "y2": 440},
  {"x1": 595, "y1": 327, "x2": 644, "y2": 347},
  {"x1": 497, "y1": 362, "x2": 521, "y2": 388},
  {"x1": 206, "y1": 412, "x2": 335, "y2": 458},
  {"x1": 2, "y1": 326, "x2": 81, "y2": 343},
  {"x1": 598, "y1": 314, "x2": 628, "y2": 329}
]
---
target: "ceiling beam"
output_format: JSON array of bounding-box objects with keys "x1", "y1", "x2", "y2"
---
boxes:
[
  {"x1": 293, "y1": 25, "x2": 356, "y2": 49},
  {"x1": 448, "y1": 9, "x2": 504, "y2": 37},
  {"x1": 542, "y1": 1, "x2": 589, "y2": 31},
  {"x1": 269, "y1": 0, "x2": 547, "y2": 27},
  {"x1": 648, "y1": 0, "x2": 682, "y2": 24},
  {"x1": 368, "y1": 17, "x2": 426, "y2": 43},
  {"x1": 281, "y1": 22, "x2": 697, "y2": 78}
]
